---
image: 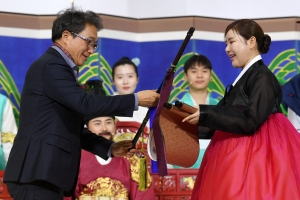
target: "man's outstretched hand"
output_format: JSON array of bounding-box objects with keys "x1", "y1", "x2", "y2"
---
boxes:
[
  {"x1": 111, "y1": 140, "x2": 136, "y2": 158},
  {"x1": 137, "y1": 90, "x2": 160, "y2": 107}
]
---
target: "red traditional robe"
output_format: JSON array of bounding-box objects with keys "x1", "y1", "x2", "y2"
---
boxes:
[{"x1": 73, "y1": 150, "x2": 155, "y2": 200}]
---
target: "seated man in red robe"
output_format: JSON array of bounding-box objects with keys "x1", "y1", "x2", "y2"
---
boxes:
[
  {"x1": 74, "y1": 115, "x2": 155, "y2": 200},
  {"x1": 64, "y1": 80, "x2": 155, "y2": 200}
]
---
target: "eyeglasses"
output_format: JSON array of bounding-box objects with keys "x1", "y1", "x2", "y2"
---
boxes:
[{"x1": 71, "y1": 32, "x2": 98, "y2": 51}]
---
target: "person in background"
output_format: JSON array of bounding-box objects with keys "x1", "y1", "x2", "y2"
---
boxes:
[
  {"x1": 0, "y1": 93, "x2": 17, "y2": 169},
  {"x1": 183, "y1": 19, "x2": 300, "y2": 200},
  {"x1": 63, "y1": 80, "x2": 155, "y2": 200},
  {"x1": 281, "y1": 73, "x2": 300, "y2": 133},
  {"x1": 4, "y1": 9, "x2": 159, "y2": 200},
  {"x1": 173, "y1": 54, "x2": 219, "y2": 169},
  {"x1": 112, "y1": 57, "x2": 149, "y2": 125},
  {"x1": 111, "y1": 57, "x2": 151, "y2": 162},
  {"x1": 71, "y1": 114, "x2": 155, "y2": 200}
]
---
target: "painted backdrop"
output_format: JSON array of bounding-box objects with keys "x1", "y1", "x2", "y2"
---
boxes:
[{"x1": 0, "y1": 36, "x2": 299, "y2": 123}]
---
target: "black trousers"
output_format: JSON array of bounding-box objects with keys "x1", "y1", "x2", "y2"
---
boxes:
[{"x1": 6, "y1": 180, "x2": 64, "y2": 200}]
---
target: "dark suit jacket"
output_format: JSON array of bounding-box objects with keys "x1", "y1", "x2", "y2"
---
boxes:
[
  {"x1": 281, "y1": 74, "x2": 300, "y2": 116},
  {"x1": 4, "y1": 47, "x2": 136, "y2": 194}
]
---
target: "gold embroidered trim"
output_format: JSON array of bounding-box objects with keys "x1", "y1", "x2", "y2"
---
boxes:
[
  {"x1": 114, "y1": 132, "x2": 148, "y2": 144},
  {"x1": 80, "y1": 177, "x2": 128, "y2": 198},
  {"x1": 1, "y1": 131, "x2": 16, "y2": 144}
]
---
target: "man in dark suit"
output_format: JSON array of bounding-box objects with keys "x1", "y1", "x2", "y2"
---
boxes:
[{"x1": 4, "y1": 8, "x2": 159, "y2": 200}]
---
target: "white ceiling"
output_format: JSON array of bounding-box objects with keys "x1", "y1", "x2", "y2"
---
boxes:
[{"x1": 0, "y1": 0, "x2": 299, "y2": 20}]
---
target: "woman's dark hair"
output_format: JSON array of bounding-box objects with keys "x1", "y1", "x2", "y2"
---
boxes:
[
  {"x1": 112, "y1": 57, "x2": 139, "y2": 80},
  {"x1": 184, "y1": 54, "x2": 212, "y2": 73},
  {"x1": 224, "y1": 19, "x2": 271, "y2": 54},
  {"x1": 51, "y1": 8, "x2": 103, "y2": 42}
]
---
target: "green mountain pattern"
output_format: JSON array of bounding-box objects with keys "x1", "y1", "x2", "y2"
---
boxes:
[{"x1": 0, "y1": 60, "x2": 20, "y2": 126}]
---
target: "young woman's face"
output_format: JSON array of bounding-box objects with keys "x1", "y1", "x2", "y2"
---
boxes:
[
  {"x1": 113, "y1": 64, "x2": 138, "y2": 95},
  {"x1": 184, "y1": 64, "x2": 211, "y2": 91},
  {"x1": 225, "y1": 29, "x2": 253, "y2": 69}
]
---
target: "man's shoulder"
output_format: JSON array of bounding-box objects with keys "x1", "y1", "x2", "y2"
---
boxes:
[
  {"x1": 29, "y1": 47, "x2": 69, "y2": 72},
  {"x1": 38, "y1": 47, "x2": 64, "y2": 63}
]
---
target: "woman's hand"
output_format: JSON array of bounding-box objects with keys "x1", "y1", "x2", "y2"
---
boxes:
[{"x1": 182, "y1": 109, "x2": 200, "y2": 125}]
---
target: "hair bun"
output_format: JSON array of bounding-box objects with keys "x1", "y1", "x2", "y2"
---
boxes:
[{"x1": 261, "y1": 34, "x2": 271, "y2": 54}]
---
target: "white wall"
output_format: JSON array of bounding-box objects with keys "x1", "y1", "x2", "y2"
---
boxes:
[{"x1": 0, "y1": 0, "x2": 300, "y2": 19}]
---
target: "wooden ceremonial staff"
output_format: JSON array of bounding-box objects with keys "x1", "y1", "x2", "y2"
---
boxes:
[{"x1": 130, "y1": 27, "x2": 195, "y2": 177}]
